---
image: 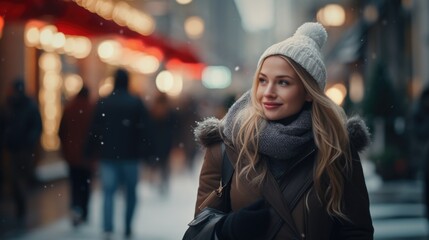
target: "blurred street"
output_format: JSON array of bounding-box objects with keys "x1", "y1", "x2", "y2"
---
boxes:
[
  {"x1": 0, "y1": 151, "x2": 427, "y2": 240},
  {"x1": 1, "y1": 0, "x2": 429, "y2": 239},
  {"x1": 1, "y1": 150, "x2": 202, "y2": 240}
]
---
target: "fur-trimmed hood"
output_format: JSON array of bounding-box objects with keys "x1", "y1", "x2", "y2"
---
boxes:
[{"x1": 194, "y1": 115, "x2": 370, "y2": 153}]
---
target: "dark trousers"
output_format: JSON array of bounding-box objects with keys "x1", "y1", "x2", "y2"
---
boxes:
[
  {"x1": 69, "y1": 166, "x2": 92, "y2": 221},
  {"x1": 10, "y1": 151, "x2": 34, "y2": 220}
]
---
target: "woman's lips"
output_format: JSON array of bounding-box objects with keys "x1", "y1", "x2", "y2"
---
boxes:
[{"x1": 263, "y1": 102, "x2": 282, "y2": 110}]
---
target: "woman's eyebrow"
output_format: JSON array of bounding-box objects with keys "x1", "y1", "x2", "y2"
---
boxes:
[
  {"x1": 275, "y1": 75, "x2": 294, "y2": 79},
  {"x1": 259, "y1": 72, "x2": 295, "y2": 79}
]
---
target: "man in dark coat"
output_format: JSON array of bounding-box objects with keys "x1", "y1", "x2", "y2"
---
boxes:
[
  {"x1": 85, "y1": 68, "x2": 152, "y2": 239},
  {"x1": 4, "y1": 78, "x2": 42, "y2": 223}
]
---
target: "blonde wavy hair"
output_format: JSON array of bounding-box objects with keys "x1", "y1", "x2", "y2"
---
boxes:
[{"x1": 232, "y1": 55, "x2": 352, "y2": 220}]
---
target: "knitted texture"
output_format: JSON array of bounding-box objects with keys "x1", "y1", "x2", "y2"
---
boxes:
[
  {"x1": 220, "y1": 92, "x2": 314, "y2": 160},
  {"x1": 257, "y1": 22, "x2": 328, "y2": 90}
]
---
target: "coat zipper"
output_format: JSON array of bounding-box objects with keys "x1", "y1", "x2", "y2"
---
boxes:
[{"x1": 301, "y1": 192, "x2": 309, "y2": 239}]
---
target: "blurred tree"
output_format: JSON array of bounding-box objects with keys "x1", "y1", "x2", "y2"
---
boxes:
[
  {"x1": 362, "y1": 60, "x2": 409, "y2": 180},
  {"x1": 363, "y1": 61, "x2": 401, "y2": 119}
]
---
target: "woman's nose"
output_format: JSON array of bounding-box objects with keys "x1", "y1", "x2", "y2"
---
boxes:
[{"x1": 263, "y1": 83, "x2": 276, "y2": 97}]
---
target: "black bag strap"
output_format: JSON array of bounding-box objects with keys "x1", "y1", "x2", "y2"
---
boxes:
[
  {"x1": 261, "y1": 149, "x2": 316, "y2": 238},
  {"x1": 279, "y1": 148, "x2": 316, "y2": 210},
  {"x1": 263, "y1": 173, "x2": 301, "y2": 237},
  {"x1": 221, "y1": 143, "x2": 234, "y2": 188},
  {"x1": 220, "y1": 143, "x2": 234, "y2": 212}
]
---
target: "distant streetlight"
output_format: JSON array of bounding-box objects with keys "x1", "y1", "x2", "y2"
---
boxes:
[
  {"x1": 76, "y1": 0, "x2": 155, "y2": 36},
  {"x1": 156, "y1": 70, "x2": 183, "y2": 96},
  {"x1": 72, "y1": 37, "x2": 92, "y2": 59},
  {"x1": 363, "y1": 4, "x2": 379, "y2": 23},
  {"x1": 99, "y1": 77, "x2": 114, "y2": 97},
  {"x1": 97, "y1": 40, "x2": 121, "y2": 62},
  {"x1": 25, "y1": 24, "x2": 92, "y2": 59},
  {"x1": 25, "y1": 27, "x2": 40, "y2": 46},
  {"x1": 132, "y1": 55, "x2": 160, "y2": 74},
  {"x1": 349, "y1": 72, "x2": 364, "y2": 103},
  {"x1": 39, "y1": 52, "x2": 61, "y2": 72},
  {"x1": 39, "y1": 25, "x2": 57, "y2": 51},
  {"x1": 39, "y1": 52, "x2": 62, "y2": 151},
  {"x1": 184, "y1": 16, "x2": 204, "y2": 39},
  {"x1": 177, "y1": 0, "x2": 192, "y2": 5},
  {"x1": 52, "y1": 32, "x2": 66, "y2": 49},
  {"x1": 326, "y1": 83, "x2": 347, "y2": 105},
  {"x1": 64, "y1": 74, "x2": 84, "y2": 99},
  {"x1": 202, "y1": 66, "x2": 231, "y2": 89},
  {"x1": 156, "y1": 71, "x2": 174, "y2": 93},
  {"x1": 317, "y1": 4, "x2": 346, "y2": 27}
]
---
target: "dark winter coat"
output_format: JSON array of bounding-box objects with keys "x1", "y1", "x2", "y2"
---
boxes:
[
  {"x1": 4, "y1": 93, "x2": 42, "y2": 153},
  {"x1": 85, "y1": 89, "x2": 152, "y2": 161},
  {"x1": 149, "y1": 110, "x2": 177, "y2": 164},
  {"x1": 193, "y1": 117, "x2": 374, "y2": 240},
  {"x1": 59, "y1": 94, "x2": 94, "y2": 167}
]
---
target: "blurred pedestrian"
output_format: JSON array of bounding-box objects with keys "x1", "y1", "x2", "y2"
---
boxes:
[
  {"x1": 176, "y1": 96, "x2": 200, "y2": 171},
  {"x1": 410, "y1": 87, "x2": 429, "y2": 220},
  {"x1": 0, "y1": 105, "x2": 5, "y2": 199},
  {"x1": 191, "y1": 22, "x2": 373, "y2": 239},
  {"x1": 4, "y1": 78, "x2": 42, "y2": 224},
  {"x1": 148, "y1": 92, "x2": 177, "y2": 196},
  {"x1": 59, "y1": 86, "x2": 95, "y2": 227},
  {"x1": 85, "y1": 68, "x2": 152, "y2": 239}
]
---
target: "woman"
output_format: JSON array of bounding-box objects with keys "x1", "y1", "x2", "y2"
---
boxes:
[{"x1": 193, "y1": 22, "x2": 374, "y2": 239}]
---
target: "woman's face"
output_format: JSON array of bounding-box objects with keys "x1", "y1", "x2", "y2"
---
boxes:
[{"x1": 256, "y1": 56, "x2": 311, "y2": 121}]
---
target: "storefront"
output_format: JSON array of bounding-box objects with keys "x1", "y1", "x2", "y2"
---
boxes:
[{"x1": 0, "y1": 0, "x2": 204, "y2": 181}]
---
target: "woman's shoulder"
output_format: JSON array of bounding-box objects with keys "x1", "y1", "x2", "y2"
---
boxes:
[
  {"x1": 194, "y1": 117, "x2": 223, "y2": 147},
  {"x1": 346, "y1": 115, "x2": 370, "y2": 154}
]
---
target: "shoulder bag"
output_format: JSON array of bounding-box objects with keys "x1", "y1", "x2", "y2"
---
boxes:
[{"x1": 182, "y1": 143, "x2": 233, "y2": 240}]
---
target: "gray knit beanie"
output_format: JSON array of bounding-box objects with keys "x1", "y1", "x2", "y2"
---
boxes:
[{"x1": 257, "y1": 22, "x2": 328, "y2": 90}]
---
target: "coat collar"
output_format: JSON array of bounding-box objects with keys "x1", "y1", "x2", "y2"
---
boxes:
[{"x1": 194, "y1": 115, "x2": 370, "y2": 153}]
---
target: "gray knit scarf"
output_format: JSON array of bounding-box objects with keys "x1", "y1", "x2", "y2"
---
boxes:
[{"x1": 221, "y1": 91, "x2": 314, "y2": 160}]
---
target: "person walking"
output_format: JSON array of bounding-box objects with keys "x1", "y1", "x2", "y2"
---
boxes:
[
  {"x1": 0, "y1": 105, "x2": 5, "y2": 199},
  {"x1": 410, "y1": 87, "x2": 429, "y2": 220},
  {"x1": 0, "y1": 102, "x2": 9, "y2": 206},
  {"x1": 176, "y1": 96, "x2": 200, "y2": 171},
  {"x1": 191, "y1": 22, "x2": 374, "y2": 239},
  {"x1": 4, "y1": 78, "x2": 42, "y2": 225},
  {"x1": 85, "y1": 68, "x2": 152, "y2": 239},
  {"x1": 147, "y1": 92, "x2": 177, "y2": 196},
  {"x1": 59, "y1": 86, "x2": 95, "y2": 227}
]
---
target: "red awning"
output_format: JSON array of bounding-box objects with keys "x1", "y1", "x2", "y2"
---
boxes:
[{"x1": 0, "y1": 0, "x2": 201, "y2": 63}]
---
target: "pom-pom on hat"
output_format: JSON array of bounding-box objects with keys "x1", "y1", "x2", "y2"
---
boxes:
[{"x1": 257, "y1": 22, "x2": 328, "y2": 90}]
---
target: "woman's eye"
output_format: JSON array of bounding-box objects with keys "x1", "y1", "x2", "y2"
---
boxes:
[
  {"x1": 258, "y1": 78, "x2": 267, "y2": 84},
  {"x1": 278, "y1": 80, "x2": 289, "y2": 86}
]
